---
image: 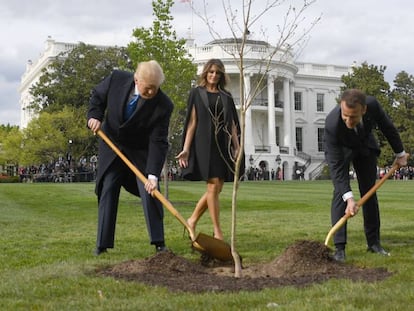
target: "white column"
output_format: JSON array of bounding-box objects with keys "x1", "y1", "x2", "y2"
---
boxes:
[
  {"x1": 244, "y1": 73, "x2": 253, "y2": 155},
  {"x1": 290, "y1": 80, "x2": 296, "y2": 152},
  {"x1": 283, "y1": 78, "x2": 292, "y2": 155},
  {"x1": 267, "y1": 75, "x2": 276, "y2": 153}
]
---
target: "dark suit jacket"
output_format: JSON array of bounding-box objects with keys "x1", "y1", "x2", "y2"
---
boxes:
[
  {"x1": 87, "y1": 70, "x2": 173, "y2": 197},
  {"x1": 324, "y1": 95, "x2": 403, "y2": 196}
]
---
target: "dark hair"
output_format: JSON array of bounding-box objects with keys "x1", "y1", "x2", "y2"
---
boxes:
[
  {"x1": 340, "y1": 89, "x2": 366, "y2": 108},
  {"x1": 198, "y1": 59, "x2": 229, "y2": 90}
]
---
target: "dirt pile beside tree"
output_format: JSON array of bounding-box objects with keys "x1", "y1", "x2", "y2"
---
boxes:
[{"x1": 98, "y1": 240, "x2": 392, "y2": 292}]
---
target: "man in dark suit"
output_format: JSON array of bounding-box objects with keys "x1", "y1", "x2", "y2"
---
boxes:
[
  {"x1": 87, "y1": 60, "x2": 173, "y2": 256},
  {"x1": 324, "y1": 89, "x2": 408, "y2": 262}
]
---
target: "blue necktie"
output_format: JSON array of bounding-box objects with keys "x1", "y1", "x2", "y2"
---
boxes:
[{"x1": 124, "y1": 94, "x2": 139, "y2": 120}]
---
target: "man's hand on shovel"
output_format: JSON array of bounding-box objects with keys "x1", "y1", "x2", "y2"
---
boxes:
[
  {"x1": 144, "y1": 177, "x2": 158, "y2": 194},
  {"x1": 345, "y1": 197, "x2": 358, "y2": 217},
  {"x1": 324, "y1": 153, "x2": 409, "y2": 247},
  {"x1": 396, "y1": 152, "x2": 409, "y2": 168}
]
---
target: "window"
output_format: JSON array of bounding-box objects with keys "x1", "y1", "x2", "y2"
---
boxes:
[
  {"x1": 296, "y1": 127, "x2": 303, "y2": 152},
  {"x1": 317, "y1": 128, "x2": 324, "y2": 152},
  {"x1": 294, "y1": 92, "x2": 302, "y2": 110},
  {"x1": 275, "y1": 126, "x2": 280, "y2": 146},
  {"x1": 274, "y1": 92, "x2": 281, "y2": 107},
  {"x1": 316, "y1": 93, "x2": 324, "y2": 112}
]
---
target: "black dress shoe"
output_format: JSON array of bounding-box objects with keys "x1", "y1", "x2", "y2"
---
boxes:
[
  {"x1": 367, "y1": 244, "x2": 390, "y2": 256},
  {"x1": 333, "y1": 249, "x2": 346, "y2": 262},
  {"x1": 155, "y1": 245, "x2": 168, "y2": 253},
  {"x1": 94, "y1": 247, "x2": 107, "y2": 256}
]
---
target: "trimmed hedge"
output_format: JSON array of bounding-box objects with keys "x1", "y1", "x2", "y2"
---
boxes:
[{"x1": 0, "y1": 175, "x2": 19, "y2": 183}]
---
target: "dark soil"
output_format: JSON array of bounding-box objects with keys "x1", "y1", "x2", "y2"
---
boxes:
[{"x1": 97, "y1": 240, "x2": 392, "y2": 292}]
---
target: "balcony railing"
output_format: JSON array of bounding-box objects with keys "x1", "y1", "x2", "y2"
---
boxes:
[
  {"x1": 279, "y1": 146, "x2": 289, "y2": 154},
  {"x1": 234, "y1": 98, "x2": 284, "y2": 108},
  {"x1": 254, "y1": 145, "x2": 271, "y2": 153}
]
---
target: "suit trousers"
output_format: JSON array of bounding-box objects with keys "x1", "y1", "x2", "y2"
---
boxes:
[
  {"x1": 96, "y1": 157, "x2": 164, "y2": 249},
  {"x1": 332, "y1": 149, "x2": 380, "y2": 249}
]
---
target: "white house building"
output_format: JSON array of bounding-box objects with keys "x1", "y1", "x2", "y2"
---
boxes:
[{"x1": 19, "y1": 37, "x2": 350, "y2": 180}]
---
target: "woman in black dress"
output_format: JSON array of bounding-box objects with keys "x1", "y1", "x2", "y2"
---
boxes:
[{"x1": 176, "y1": 59, "x2": 243, "y2": 240}]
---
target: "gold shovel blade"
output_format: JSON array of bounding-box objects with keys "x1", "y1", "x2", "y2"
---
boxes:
[{"x1": 193, "y1": 233, "x2": 233, "y2": 262}]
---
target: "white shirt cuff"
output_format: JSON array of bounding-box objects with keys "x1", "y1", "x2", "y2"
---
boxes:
[
  {"x1": 342, "y1": 191, "x2": 353, "y2": 202},
  {"x1": 148, "y1": 174, "x2": 158, "y2": 182},
  {"x1": 396, "y1": 150, "x2": 406, "y2": 158}
]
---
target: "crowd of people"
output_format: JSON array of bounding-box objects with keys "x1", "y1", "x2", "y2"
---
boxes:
[
  {"x1": 245, "y1": 166, "x2": 283, "y2": 181},
  {"x1": 348, "y1": 165, "x2": 414, "y2": 180},
  {"x1": 381, "y1": 166, "x2": 414, "y2": 180},
  {"x1": 18, "y1": 155, "x2": 97, "y2": 183},
  {"x1": 19, "y1": 160, "x2": 412, "y2": 184}
]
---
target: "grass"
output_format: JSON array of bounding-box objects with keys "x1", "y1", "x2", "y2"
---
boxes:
[{"x1": 0, "y1": 180, "x2": 413, "y2": 310}]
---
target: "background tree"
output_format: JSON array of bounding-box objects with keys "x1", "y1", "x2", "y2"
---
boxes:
[
  {"x1": 25, "y1": 43, "x2": 131, "y2": 163},
  {"x1": 341, "y1": 62, "x2": 390, "y2": 102},
  {"x1": 192, "y1": 0, "x2": 320, "y2": 276},
  {"x1": 340, "y1": 62, "x2": 399, "y2": 166},
  {"x1": 128, "y1": 0, "x2": 196, "y2": 171},
  {"x1": 30, "y1": 43, "x2": 131, "y2": 113},
  {"x1": 390, "y1": 71, "x2": 414, "y2": 160},
  {"x1": 16, "y1": 107, "x2": 89, "y2": 166},
  {"x1": 0, "y1": 125, "x2": 21, "y2": 173}
]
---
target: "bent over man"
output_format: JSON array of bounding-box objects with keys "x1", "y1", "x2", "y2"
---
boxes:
[
  {"x1": 324, "y1": 89, "x2": 407, "y2": 262},
  {"x1": 87, "y1": 60, "x2": 173, "y2": 256}
]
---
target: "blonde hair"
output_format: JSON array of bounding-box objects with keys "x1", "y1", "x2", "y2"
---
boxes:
[{"x1": 135, "y1": 60, "x2": 165, "y2": 87}]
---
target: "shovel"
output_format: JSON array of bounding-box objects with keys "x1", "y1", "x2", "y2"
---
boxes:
[
  {"x1": 96, "y1": 129, "x2": 233, "y2": 261},
  {"x1": 324, "y1": 161, "x2": 401, "y2": 247}
]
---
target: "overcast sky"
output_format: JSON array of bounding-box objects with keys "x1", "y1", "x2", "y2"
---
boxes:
[{"x1": 1, "y1": 0, "x2": 413, "y2": 126}]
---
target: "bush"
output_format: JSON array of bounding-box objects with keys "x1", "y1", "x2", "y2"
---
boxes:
[{"x1": 0, "y1": 175, "x2": 20, "y2": 183}]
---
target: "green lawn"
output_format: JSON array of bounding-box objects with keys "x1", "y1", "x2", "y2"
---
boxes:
[{"x1": 0, "y1": 180, "x2": 413, "y2": 310}]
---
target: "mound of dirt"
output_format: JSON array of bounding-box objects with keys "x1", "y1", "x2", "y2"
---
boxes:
[{"x1": 97, "y1": 240, "x2": 392, "y2": 292}]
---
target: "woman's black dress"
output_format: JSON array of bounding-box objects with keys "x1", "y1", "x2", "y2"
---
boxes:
[
  {"x1": 180, "y1": 86, "x2": 244, "y2": 182},
  {"x1": 207, "y1": 91, "x2": 228, "y2": 179}
]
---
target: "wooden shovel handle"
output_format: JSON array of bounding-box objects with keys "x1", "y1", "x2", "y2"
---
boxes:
[
  {"x1": 96, "y1": 129, "x2": 196, "y2": 239},
  {"x1": 324, "y1": 161, "x2": 400, "y2": 246}
]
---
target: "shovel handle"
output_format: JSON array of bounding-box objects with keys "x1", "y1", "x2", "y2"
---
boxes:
[
  {"x1": 96, "y1": 129, "x2": 196, "y2": 239},
  {"x1": 324, "y1": 161, "x2": 401, "y2": 247}
]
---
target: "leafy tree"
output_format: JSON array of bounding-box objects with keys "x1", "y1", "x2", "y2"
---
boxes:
[
  {"x1": 0, "y1": 125, "x2": 21, "y2": 168},
  {"x1": 18, "y1": 107, "x2": 90, "y2": 166},
  {"x1": 30, "y1": 43, "x2": 132, "y2": 114},
  {"x1": 127, "y1": 0, "x2": 197, "y2": 171},
  {"x1": 392, "y1": 71, "x2": 414, "y2": 110},
  {"x1": 26, "y1": 43, "x2": 132, "y2": 160},
  {"x1": 341, "y1": 62, "x2": 390, "y2": 109},
  {"x1": 391, "y1": 71, "x2": 414, "y2": 160},
  {"x1": 0, "y1": 124, "x2": 19, "y2": 133},
  {"x1": 341, "y1": 62, "x2": 394, "y2": 166}
]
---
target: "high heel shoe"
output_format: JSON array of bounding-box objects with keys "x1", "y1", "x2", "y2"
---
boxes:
[
  {"x1": 183, "y1": 227, "x2": 191, "y2": 239},
  {"x1": 183, "y1": 225, "x2": 195, "y2": 241},
  {"x1": 186, "y1": 219, "x2": 196, "y2": 240}
]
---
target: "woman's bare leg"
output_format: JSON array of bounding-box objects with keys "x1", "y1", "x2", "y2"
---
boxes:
[
  {"x1": 206, "y1": 178, "x2": 224, "y2": 240},
  {"x1": 187, "y1": 192, "x2": 208, "y2": 235},
  {"x1": 187, "y1": 178, "x2": 224, "y2": 240}
]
